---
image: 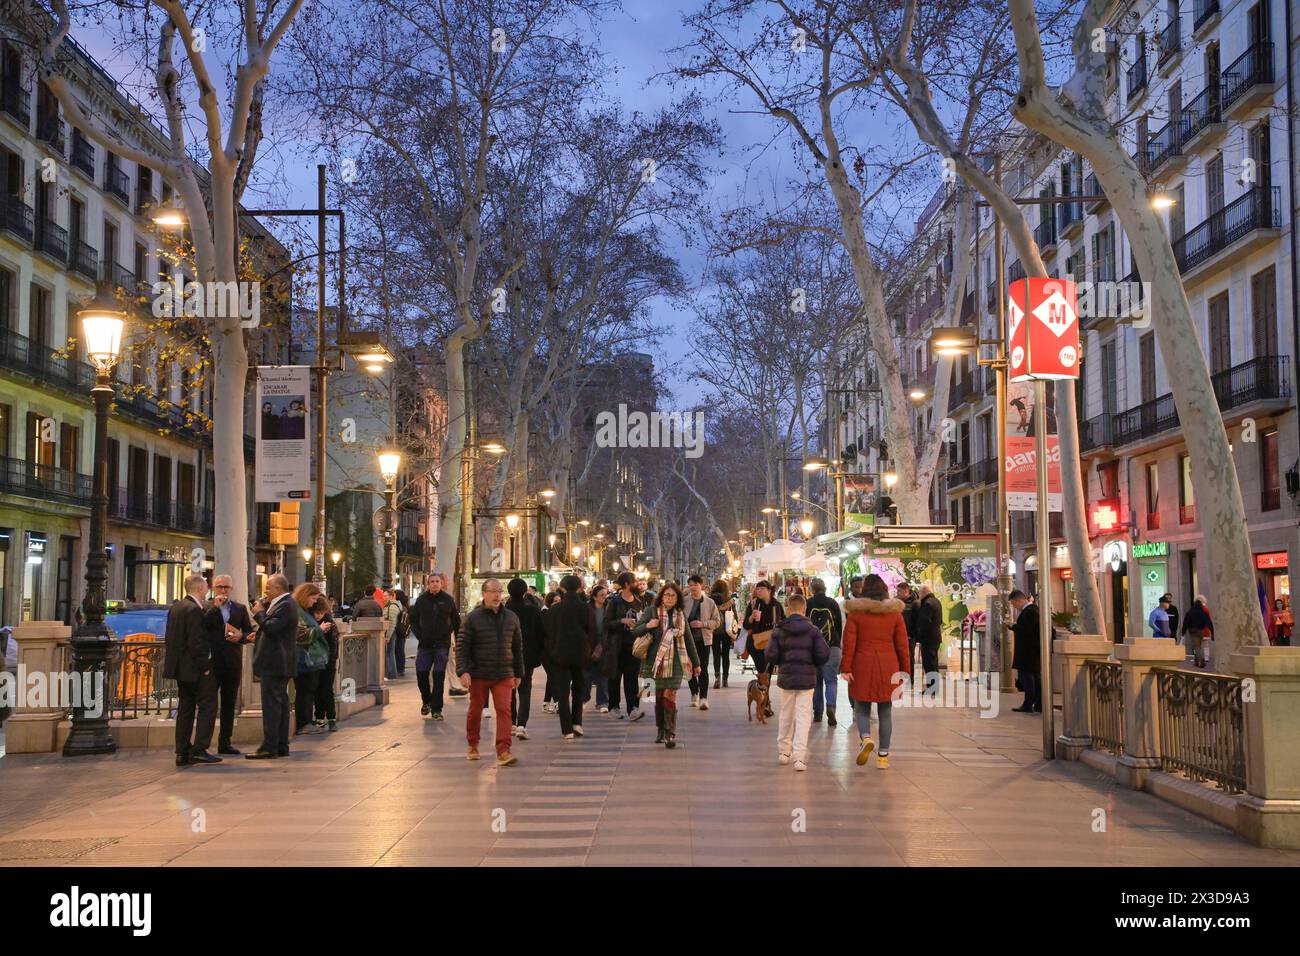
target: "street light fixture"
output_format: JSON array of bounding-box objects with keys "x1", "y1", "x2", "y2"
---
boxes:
[
  {"x1": 378, "y1": 450, "x2": 401, "y2": 588},
  {"x1": 799, "y1": 517, "x2": 815, "y2": 538},
  {"x1": 64, "y1": 287, "x2": 127, "y2": 756},
  {"x1": 505, "y1": 513, "x2": 521, "y2": 530},
  {"x1": 150, "y1": 196, "x2": 188, "y2": 229}
]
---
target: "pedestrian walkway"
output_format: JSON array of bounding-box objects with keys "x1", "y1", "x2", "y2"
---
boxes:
[{"x1": 0, "y1": 670, "x2": 1294, "y2": 866}]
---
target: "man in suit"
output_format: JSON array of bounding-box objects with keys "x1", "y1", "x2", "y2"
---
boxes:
[
  {"x1": 248, "y1": 573, "x2": 298, "y2": 759},
  {"x1": 204, "y1": 573, "x2": 255, "y2": 755},
  {"x1": 164, "y1": 573, "x2": 221, "y2": 766},
  {"x1": 1006, "y1": 590, "x2": 1042, "y2": 713}
]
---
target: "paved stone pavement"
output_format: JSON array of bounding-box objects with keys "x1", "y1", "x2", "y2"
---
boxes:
[{"x1": 0, "y1": 665, "x2": 1296, "y2": 867}]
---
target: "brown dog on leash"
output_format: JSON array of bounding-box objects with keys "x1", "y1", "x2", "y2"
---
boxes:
[{"x1": 747, "y1": 672, "x2": 771, "y2": 724}]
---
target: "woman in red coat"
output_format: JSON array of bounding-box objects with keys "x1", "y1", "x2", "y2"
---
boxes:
[{"x1": 841, "y1": 573, "x2": 912, "y2": 769}]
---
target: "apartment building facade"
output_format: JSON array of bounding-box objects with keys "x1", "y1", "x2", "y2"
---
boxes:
[
  {"x1": 0, "y1": 22, "x2": 290, "y2": 622},
  {"x1": 942, "y1": 0, "x2": 1298, "y2": 639}
]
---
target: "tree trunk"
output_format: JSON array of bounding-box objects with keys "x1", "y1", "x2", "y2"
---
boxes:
[
  {"x1": 1008, "y1": 0, "x2": 1267, "y2": 661},
  {"x1": 434, "y1": 340, "x2": 467, "y2": 581}
]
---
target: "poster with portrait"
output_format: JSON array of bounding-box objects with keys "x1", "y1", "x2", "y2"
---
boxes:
[
  {"x1": 1005, "y1": 379, "x2": 1062, "y2": 512},
  {"x1": 842, "y1": 475, "x2": 877, "y2": 529},
  {"x1": 255, "y1": 365, "x2": 312, "y2": 502}
]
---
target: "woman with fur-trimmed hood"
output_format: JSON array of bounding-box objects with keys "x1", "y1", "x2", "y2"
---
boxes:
[{"x1": 841, "y1": 573, "x2": 911, "y2": 770}]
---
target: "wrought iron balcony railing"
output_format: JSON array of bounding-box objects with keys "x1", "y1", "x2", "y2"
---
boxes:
[
  {"x1": 0, "y1": 194, "x2": 34, "y2": 243},
  {"x1": 0, "y1": 456, "x2": 92, "y2": 507},
  {"x1": 1180, "y1": 83, "x2": 1222, "y2": 145},
  {"x1": 1057, "y1": 199, "x2": 1083, "y2": 233},
  {"x1": 1221, "y1": 42, "x2": 1273, "y2": 113},
  {"x1": 71, "y1": 132, "x2": 94, "y2": 177},
  {"x1": 1172, "y1": 186, "x2": 1280, "y2": 274},
  {"x1": 1157, "y1": 15, "x2": 1181, "y2": 65},
  {"x1": 35, "y1": 113, "x2": 64, "y2": 153},
  {"x1": 1192, "y1": 0, "x2": 1219, "y2": 31},
  {"x1": 1146, "y1": 117, "x2": 1184, "y2": 171},
  {"x1": 104, "y1": 162, "x2": 130, "y2": 205},
  {"x1": 0, "y1": 326, "x2": 96, "y2": 393},
  {"x1": 69, "y1": 238, "x2": 98, "y2": 280},
  {"x1": 35, "y1": 217, "x2": 68, "y2": 262},
  {"x1": 1126, "y1": 52, "x2": 1148, "y2": 100},
  {"x1": 0, "y1": 83, "x2": 29, "y2": 128}
]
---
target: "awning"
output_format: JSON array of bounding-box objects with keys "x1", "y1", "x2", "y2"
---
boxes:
[{"x1": 813, "y1": 528, "x2": 865, "y2": 551}]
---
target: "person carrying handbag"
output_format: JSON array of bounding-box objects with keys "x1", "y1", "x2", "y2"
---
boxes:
[
  {"x1": 294, "y1": 594, "x2": 332, "y2": 736},
  {"x1": 631, "y1": 582, "x2": 700, "y2": 749}
]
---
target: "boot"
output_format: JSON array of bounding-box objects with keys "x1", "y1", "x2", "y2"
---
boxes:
[
  {"x1": 664, "y1": 708, "x2": 677, "y2": 749},
  {"x1": 654, "y1": 695, "x2": 665, "y2": 742},
  {"x1": 827, "y1": 706, "x2": 837, "y2": 728}
]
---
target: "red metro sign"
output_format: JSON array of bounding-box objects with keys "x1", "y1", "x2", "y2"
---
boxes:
[{"x1": 1007, "y1": 278, "x2": 1080, "y2": 382}]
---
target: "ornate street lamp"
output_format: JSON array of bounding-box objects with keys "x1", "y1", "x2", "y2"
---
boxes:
[
  {"x1": 63, "y1": 288, "x2": 126, "y2": 757},
  {"x1": 379, "y1": 449, "x2": 401, "y2": 588}
]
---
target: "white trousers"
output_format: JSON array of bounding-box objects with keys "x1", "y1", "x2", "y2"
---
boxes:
[{"x1": 777, "y1": 687, "x2": 815, "y2": 763}]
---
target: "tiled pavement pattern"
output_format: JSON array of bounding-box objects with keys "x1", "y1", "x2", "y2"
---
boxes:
[{"x1": 1, "y1": 662, "x2": 1297, "y2": 866}]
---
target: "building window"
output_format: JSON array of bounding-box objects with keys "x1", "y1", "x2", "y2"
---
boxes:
[
  {"x1": 1260, "y1": 427, "x2": 1279, "y2": 512},
  {"x1": 1178, "y1": 453, "x2": 1195, "y2": 524},
  {"x1": 1145, "y1": 461, "x2": 1160, "y2": 529}
]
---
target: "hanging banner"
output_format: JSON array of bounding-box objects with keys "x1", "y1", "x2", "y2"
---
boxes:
[
  {"x1": 1007, "y1": 277, "x2": 1080, "y2": 381},
  {"x1": 1006, "y1": 436, "x2": 1062, "y2": 512},
  {"x1": 255, "y1": 365, "x2": 312, "y2": 503},
  {"x1": 842, "y1": 475, "x2": 877, "y2": 529}
]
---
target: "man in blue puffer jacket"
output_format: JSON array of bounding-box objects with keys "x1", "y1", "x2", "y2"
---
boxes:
[{"x1": 766, "y1": 594, "x2": 830, "y2": 772}]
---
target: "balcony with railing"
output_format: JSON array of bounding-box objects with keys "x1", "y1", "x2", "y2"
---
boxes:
[
  {"x1": 0, "y1": 82, "x2": 29, "y2": 128},
  {"x1": 1126, "y1": 51, "x2": 1148, "y2": 100},
  {"x1": 0, "y1": 194, "x2": 34, "y2": 243},
  {"x1": 35, "y1": 113, "x2": 64, "y2": 154},
  {"x1": 1179, "y1": 84, "x2": 1223, "y2": 150},
  {"x1": 0, "y1": 456, "x2": 92, "y2": 507},
  {"x1": 108, "y1": 489, "x2": 214, "y2": 535},
  {"x1": 1084, "y1": 173, "x2": 1108, "y2": 211},
  {"x1": 69, "y1": 238, "x2": 98, "y2": 281},
  {"x1": 104, "y1": 161, "x2": 130, "y2": 205},
  {"x1": 1157, "y1": 14, "x2": 1181, "y2": 68},
  {"x1": 1057, "y1": 199, "x2": 1083, "y2": 237},
  {"x1": 1192, "y1": 0, "x2": 1219, "y2": 33},
  {"x1": 947, "y1": 458, "x2": 972, "y2": 488},
  {"x1": 1146, "y1": 117, "x2": 1185, "y2": 173},
  {"x1": 972, "y1": 457, "x2": 997, "y2": 487},
  {"x1": 110, "y1": 261, "x2": 136, "y2": 293},
  {"x1": 0, "y1": 326, "x2": 96, "y2": 393},
  {"x1": 35, "y1": 217, "x2": 68, "y2": 263},
  {"x1": 1172, "y1": 186, "x2": 1280, "y2": 277},
  {"x1": 1110, "y1": 355, "x2": 1291, "y2": 447},
  {"x1": 1033, "y1": 215, "x2": 1056, "y2": 254},
  {"x1": 1221, "y1": 42, "x2": 1274, "y2": 115},
  {"x1": 70, "y1": 130, "x2": 95, "y2": 178},
  {"x1": 1078, "y1": 413, "x2": 1114, "y2": 453}
]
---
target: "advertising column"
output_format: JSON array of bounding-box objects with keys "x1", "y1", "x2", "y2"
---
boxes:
[{"x1": 254, "y1": 366, "x2": 313, "y2": 504}]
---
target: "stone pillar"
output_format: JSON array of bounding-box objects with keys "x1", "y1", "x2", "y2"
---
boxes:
[
  {"x1": 1053, "y1": 635, "x2": 1113, "y2": 759},
  {"x1": 1113, "y1": 637, "x2": 1184, "y2": 789},
  {"x1": 349, "y1": 617, "x2": 388, "y2": 704},
  {"x1": 1230, "y1": 645, "x2": 1300, "y2": 848},
  {"x1": 5, "y1": 622, "x2": 73, "y2": 753}
]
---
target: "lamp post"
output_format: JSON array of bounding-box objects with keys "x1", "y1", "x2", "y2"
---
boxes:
[
  {"x1": 63, "y1": 288, "x2": 125, "y2": 757},
  {"x1": 331, "y1": 550, "x2": 345, "y2": 603},
  {"x1": 301, "y1": 547, "x2": 314, "y2": 581},
  {"x1": 379, "y1": 449, "x2": 401, "y2": 589}
]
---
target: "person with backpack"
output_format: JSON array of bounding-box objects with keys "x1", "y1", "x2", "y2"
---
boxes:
[
  {"x1": 382, "y1": 587, "x2": 410, "y2": 679},
  {"x1": 806, "y1": 578, "x2": 844, "y2": 727},
  {"x1": 767, "y1": 593, "x2": 830, "y2": 771}
]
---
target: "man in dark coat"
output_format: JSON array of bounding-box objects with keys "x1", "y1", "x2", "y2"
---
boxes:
[
  {"x1": 457, "y1": 579, "x2": 523, "y2": 765},
  {"x1": 1007, "y1": 590, "x2": 1042, "y2": 713},
  {"x1": 164, "y1": 573, "x2": 220, "y2": 765},
  {"x1": 203, "y1": 573, "x2": 255, "y2": 755},
  {"x1": 916, "y1": 584, "x2": 945, "y2": 690},
  {"x1": 807, "y1": 577, "x2": 844, "y2": 725},
  {"x1": 247, "y1": 574, "x2": 298, "y2": 759},
  {"x1": 1161, "y1": 593, "x2": 1181, "y2": 642},
  {"x1": 604, "y1": 571, "x2": 646, "y2": 721},
  {"x1": 543, "y1": 574, "x2": 595, "y2": 738},
  {"x1": 506, "y1": 577, "x2": 546, "y2": 738},
  {"x1": 767, "y1": 594, "x2": 830, "y2": 770},
  {"x1": 896, "y1": 582, "x2": 920, "y2": 689},
  {"x1": 410, "y1": 573, "x2": 460, "y2": 720}
]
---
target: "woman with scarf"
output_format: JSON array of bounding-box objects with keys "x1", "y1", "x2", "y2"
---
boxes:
[{"x1": 632, "y1": 582, "x2": 700, "y2": 749}]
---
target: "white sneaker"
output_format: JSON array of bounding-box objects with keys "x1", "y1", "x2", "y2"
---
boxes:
[
  {"x1": 562, "y1": 733, "x2": 575, "y2": 741},
  {"x1": 778, "y1": 753, "x2": 791, "y2": 765},
  {"x1": 691, "y1": 695, "x2": 699, "y2": 708},
  {"x1": 793, "y1": 760, "x2": 807, "y2": 772},
  {"x1": 516, "y1": 727, "x2": 529, "y2": 740},
  {"x1": 596, "y1": 705, "x2": 609, "y2": 714},
  {"x1": 629, "y1": 709, "x2": 645, "y2": 722},
  {"x1": 573, "y1": 725, "x2": 584, "y2": 737},
  {"x1": 699, "y1": 699, "x2": 710, "y2": 711},
  {"x1": 614, "y1": 710, "x2": 625, "y2": 719}
]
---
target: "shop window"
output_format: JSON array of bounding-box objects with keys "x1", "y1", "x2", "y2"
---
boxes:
[
  {"x1": 1178, "y1": 454, "x2": 1195, "y2": 524},
  {"x1": 1260, "y1": 428, "x2": 1280, "y2": 512}
]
